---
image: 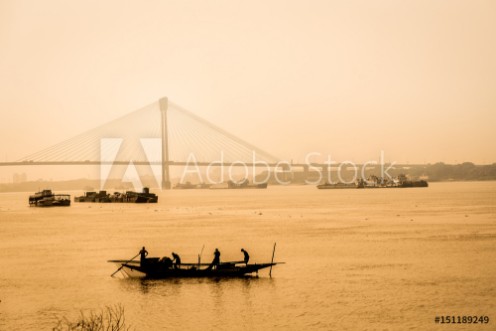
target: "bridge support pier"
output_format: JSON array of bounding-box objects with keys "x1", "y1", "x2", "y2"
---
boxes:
[{"x1": 159, "y1": 97, "x2": 172, "y2": 189}]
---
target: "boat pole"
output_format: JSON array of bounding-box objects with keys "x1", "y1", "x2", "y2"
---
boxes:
[
  {"x1": 111, "y1": 252, "x2": 140, "y2": 277},
  {"x1": 269, "y1": 242, "x2": 276, "y2": 278},
  {"x1": 198, "y1": 244, "x2": 205, "y2": 268}
]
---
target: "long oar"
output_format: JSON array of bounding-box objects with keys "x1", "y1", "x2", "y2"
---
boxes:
[
  {"x1": 269, "y1": 242, "x2": 276, "y2": 278},
  {"x1": 198, "y1": 244, "x2": 205, "y2": 268},
  {"x1": 111, "y1": 252, "x2": 140, "y2": 277}
]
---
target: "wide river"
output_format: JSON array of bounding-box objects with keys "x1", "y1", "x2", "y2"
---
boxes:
[{"x1": 0, "y1": 182, "x2": 495, "y2": 330}]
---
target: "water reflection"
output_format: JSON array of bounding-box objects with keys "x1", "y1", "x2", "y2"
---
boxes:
[{"x1": 117, "y1": 276, "x2": 275, "y2": 298}]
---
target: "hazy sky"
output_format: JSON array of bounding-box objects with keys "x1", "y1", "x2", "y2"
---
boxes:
[{"x1": 1, "y1": 0, "x2": 495, "y2": 179}]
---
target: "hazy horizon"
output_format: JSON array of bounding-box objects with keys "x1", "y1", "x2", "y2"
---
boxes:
[{"x1": 1, "y1": 0, "x2": 495, "y2": 182}]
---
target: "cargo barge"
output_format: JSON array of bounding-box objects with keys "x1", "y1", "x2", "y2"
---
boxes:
[
  {"x1": 29, "y1": 189, "x2": 71, "y2": 207},
  {"x1": 317, "y1": 174, "x2": 428, "y2": 189},
  {"x1": 74, "y1": 187, "x2": 158, "y2": 203}
]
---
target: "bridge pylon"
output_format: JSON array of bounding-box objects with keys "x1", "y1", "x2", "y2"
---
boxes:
[{"x1": 159, "y1": 97, "x2": 171, "y2": 189}]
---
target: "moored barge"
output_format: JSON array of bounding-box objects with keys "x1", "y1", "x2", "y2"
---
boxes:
[
  {"x1": 29, "y1": 189, "x2": 71, "y2": 207},
  {"x1": 74, "y1": 187, "x2": 158, "y2": 203}
]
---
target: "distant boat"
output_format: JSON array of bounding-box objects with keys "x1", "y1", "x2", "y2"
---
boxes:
[
  {"x1": 356, "y1": 175, "x2": 429, "y2": 188},
  {"x1": 317, "y1": 175, "x2": 429, "y2": 190},
  {"x1": 174, "y1": 182, "x2": 212, "y2": 189},
  {"x1": 317, "y1": 182, "x2": 356, "y2": 189},
  {"x1": 397, "y1": 180, "x2": 428, "y2": 188},
  {"x1": 74, "y1": 187, "x2": 158, "y2": 203},
  {"x1": 29, "y1": 189, "x2": 71, "y2": 207},
  {"x1": 227, "y1": 179, "x2": 268, "y2": 189}
]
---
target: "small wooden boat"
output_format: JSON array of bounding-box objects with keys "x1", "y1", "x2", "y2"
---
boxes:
[
  {"x1": 109, "y1": 245, "x2": 281, "y2": 279},
  {"x1": 108, "y1": 259, "x2": 279, "y2": 278}
]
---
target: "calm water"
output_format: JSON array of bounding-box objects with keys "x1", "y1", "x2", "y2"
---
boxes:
[{"x1": 0, "y1": 182, "x2": 495, "y2": 330}]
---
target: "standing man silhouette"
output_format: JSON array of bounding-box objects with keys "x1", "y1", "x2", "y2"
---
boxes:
[
  {"x1": 139, "y1": 246, "x2": 148, "y2": 267},
  {"x1": 208, "y1": 248, "x2": 221, "y2": 270}
]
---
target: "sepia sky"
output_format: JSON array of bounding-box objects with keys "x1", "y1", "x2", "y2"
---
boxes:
[{"x1": 1, "y1": 0, "x2": 495, "y2": 180}]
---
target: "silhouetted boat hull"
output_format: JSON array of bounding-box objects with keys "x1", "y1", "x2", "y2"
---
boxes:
[
  {"x1": 109, "y1": 259, "x2": 277, "y2": 278},
  {"x1": 35, "y1": 195, "x2": 71, "y2": 207}
]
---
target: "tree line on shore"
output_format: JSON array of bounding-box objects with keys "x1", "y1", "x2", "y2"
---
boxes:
[{"x1": 1, "y1": 162, "x2": 495, "y2": 192}]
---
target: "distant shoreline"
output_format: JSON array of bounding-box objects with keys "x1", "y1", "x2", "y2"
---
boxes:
[
  {"x1": 1, "y1": 179, "x2": 495, "y2": 194},
  {"x1": 2, "y1": 163, "x2": 496, "y2": 193}
]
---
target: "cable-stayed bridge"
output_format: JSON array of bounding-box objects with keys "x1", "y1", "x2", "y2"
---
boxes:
[
  {"x1": 1, "y1": 97, "x2": 405, "y2": 189},
  {"x1": 0, "y1": 98, "x2": 293, "y2": 188}
]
